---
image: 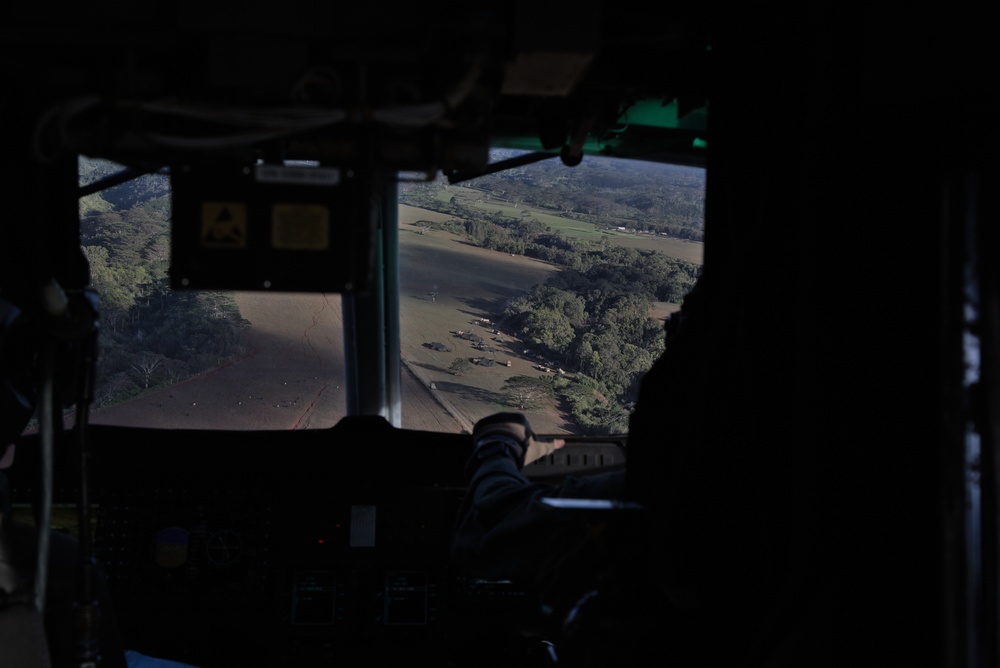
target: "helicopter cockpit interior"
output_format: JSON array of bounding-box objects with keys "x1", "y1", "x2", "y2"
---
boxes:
[{"x1": 2, "y1": 3, "x2": 998, "y2": 667}]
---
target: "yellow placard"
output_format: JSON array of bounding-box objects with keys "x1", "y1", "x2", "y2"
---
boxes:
[
  {"x1": 271, "y1": 203, "x2": 330, "y2": 250},
  {"x1": 201, "y1": 202, "x2": 248, "y2": 248}
]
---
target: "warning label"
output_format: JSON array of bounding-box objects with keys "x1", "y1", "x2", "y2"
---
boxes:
[
  {"x1": 201, "y1": 202, "x2": 248, "y2": 248},
  {"x1": 271, "y1": 204, "x2": 330, "y2": 250}
]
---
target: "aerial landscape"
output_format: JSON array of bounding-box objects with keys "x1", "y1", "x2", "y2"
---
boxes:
[{"x1": 83, "y1": 155, "x2": 704, "y2": 436}]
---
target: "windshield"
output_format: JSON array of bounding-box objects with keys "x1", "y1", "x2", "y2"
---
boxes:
[{"x1": 82, "y1": 152, "x2": 703, "y2": 435}]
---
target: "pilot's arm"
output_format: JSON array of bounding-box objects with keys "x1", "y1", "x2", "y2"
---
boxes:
[{"x1": 451, "y1": 413, "x2": 626, "y2": 585}]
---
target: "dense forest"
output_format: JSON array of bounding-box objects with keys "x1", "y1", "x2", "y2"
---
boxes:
[
  {"x1": 400, "y1": 151, "x2": 704, "y2": 432},
  {"x1": 79, "y1": 158, "x2": 250, "y2": 407}
]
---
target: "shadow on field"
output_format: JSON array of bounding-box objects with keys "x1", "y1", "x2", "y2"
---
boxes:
[
  {"x1": 434, "y1": 380, "x2": 506, "y2": 405},
  {"x1": 454, "y1": 295, "x2": 506, "y2": 315},
  {"x1": 412, "y1": 361, "x2": 451, "y2": 375},
  {"x1": 456, "y1": 307, "x2": 494, "y2": 322},
  {"x1": 554, "y1": 397, "x2": 586, "y2": 435}
]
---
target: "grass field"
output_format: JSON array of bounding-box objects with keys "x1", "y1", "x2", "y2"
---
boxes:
[
  {"x1": 610, "y1": 235, "x2": 704, "y2": 265},
  {"x1": 397, "y1": 204, "x2": 570, "y2": 432},
  {"x1": 435, "y1": 185, "x2": 705, "y2": 264}
]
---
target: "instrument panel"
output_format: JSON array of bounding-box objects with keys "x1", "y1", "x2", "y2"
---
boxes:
[{"x1": 8, "y1": 418, "x2": 626, "y2": 667}]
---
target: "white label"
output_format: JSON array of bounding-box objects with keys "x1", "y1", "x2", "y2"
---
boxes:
[{"x1": 255, "y1": 164, "x2": 341, "y2": 186}]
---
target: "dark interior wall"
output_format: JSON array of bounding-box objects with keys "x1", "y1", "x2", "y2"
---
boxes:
[{"x1": 640, "y1": 6, "x2": 977, "y2": 664}]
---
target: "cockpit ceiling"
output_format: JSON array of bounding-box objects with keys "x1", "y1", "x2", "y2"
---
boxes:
[{"x1": 0, "y1": 2, "x2": 710, "y2": 173}]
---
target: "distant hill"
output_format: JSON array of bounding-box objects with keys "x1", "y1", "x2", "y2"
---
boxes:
[
  {"x1": 443, "y1": 150, "x2": 706, "y2": 241},
  {"x1": 79, "y1": 156, "x2": 170, "y2": 214}
]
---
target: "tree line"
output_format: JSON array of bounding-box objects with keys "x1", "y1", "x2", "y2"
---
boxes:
[
  {"x1": 79, "y1": 158, "x2": 250, "y2": 408},
  {"x1": 439, "y1": 150, "x2": 706, "y2": 241},
  {"x1": 501, "y1": 246, "x2": 698, "y2": 432}
]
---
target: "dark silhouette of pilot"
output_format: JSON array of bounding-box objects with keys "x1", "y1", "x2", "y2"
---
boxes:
[{"x1": 450, "y1": 275, "x2": 782, "y2": 666}]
